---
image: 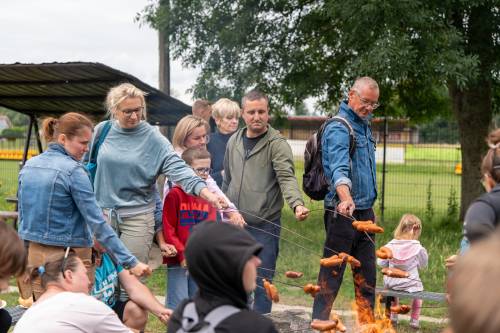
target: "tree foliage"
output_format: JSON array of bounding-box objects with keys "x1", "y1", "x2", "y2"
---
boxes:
[{"x1": 140, "y1": 0, "x2": 500, "y2": 217}]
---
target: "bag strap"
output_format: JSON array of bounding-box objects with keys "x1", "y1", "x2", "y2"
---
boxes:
[
  {"x1": 203, "y1": 305, "x2": 240, "y2": 330},
  {"x1": 320, "y1": 116, "x2": 356, "y2": 157},
  {"x1": 88, "y1": 121, "x2": 112, "y2": 163},
  {"x1": 177, "y1": 302, "x2": 240, "y2": 333}
]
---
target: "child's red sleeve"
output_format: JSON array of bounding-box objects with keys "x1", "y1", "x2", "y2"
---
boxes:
[{"x1": 162, "y1": 189, "x2": 185, "y2": 253}]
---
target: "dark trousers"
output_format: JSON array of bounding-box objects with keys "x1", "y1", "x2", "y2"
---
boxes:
[{"x1": 312, "y1": 208, "x2": 376, "y2": 320}]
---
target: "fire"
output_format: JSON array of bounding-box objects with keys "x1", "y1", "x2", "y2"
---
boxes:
[{"x1": 350, "y1": 273, "x2": 396, "y2": 333}]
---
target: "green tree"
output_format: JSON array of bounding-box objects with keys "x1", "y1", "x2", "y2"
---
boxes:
[
  {"x1": 0, "y1": 107, "x2": 29, "y2": 127},
  {"x1": 140, "y1": 1, "x2": 499, "y2": 218}
]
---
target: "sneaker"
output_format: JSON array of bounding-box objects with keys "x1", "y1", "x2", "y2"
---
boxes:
[
  {"x1": 410, "y1": 318, "x2": 420, "y2": 330},
  {"x1": 390, "y1": 313, "x2": 398, "y2": 327}
]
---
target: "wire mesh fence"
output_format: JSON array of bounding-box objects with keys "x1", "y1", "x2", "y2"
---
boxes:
[
  {"x1": 279, "y1": 117, "x2": 461, "y2": 220},
  {"x1": 0, "y1": 118, "x2": 462, "y2": 218}
]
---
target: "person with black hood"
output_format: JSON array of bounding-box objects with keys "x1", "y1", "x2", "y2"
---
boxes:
[{"x1": 167, "y1": 221, "x2": 278, "y2": 333}]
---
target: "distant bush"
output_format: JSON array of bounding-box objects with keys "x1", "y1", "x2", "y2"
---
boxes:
[{"x1": 1, "y1": 127, "x2": 25, "y2": 139}]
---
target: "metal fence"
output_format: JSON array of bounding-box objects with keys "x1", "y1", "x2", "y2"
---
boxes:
[
  {"x1": 0, "y1": 121, "x2": 461, "y2": 219},
  {"x1": 279, "y1": 119, "x2": 461, "y2": 220}
]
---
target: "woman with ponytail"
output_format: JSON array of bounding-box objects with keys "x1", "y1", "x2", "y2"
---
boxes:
[
  {"x1": 14, "y1": 252, "x2": 131, "y2": 332},
  {"x1": 18, "y1": 112, "x2": 150, "y2": 301},
  {"x1": 462, "y1": 129, "x2": 500, "y2": 250}
]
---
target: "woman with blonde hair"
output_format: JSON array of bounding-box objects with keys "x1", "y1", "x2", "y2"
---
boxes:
[
  {"x1": 162, "y1": 115, "x2": 244, "y2": 225},
  {"x1": 18, "y1": 112, "x2": 150, "y2": 302},
  {"x1": 207, "y1": 98, "x2": 241, "y2": 187},
  {"x1": 89, "y1": 83, "x2": 225, "y2": 277}
]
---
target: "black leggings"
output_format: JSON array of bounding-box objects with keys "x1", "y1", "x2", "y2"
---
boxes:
[{"x1": 0, "y1": 309, "x2": 12, "y2": 333}]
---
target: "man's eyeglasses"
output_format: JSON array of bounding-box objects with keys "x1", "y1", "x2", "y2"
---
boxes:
[
  {"x1": 61, "y1": 246, "x2": 71, "y2": 279},
  {"x1": 120, "y1": 106, "x2": 144, "y2": 117},
  {"x1": 193, "y1": 167, "x2": 212, "y2": 175},
  {"x1": 354, "y1": 91, "x2": 380, "y2": 109}
]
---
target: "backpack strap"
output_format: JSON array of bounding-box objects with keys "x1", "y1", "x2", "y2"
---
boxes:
[
  {"x1": 177, "y1": 302, "x2": 241, "y2": 333},
  {"x1": 203, "y1": 305, "x2": 240, "y2": 331},
  {"x1": 325, "y1": 116, "x2": 356, "y2": 158},
  {"x1": 88, "y1": 120, "x2": 112, "y2": 164},
  {"x1": 178, "y1": 302, "x2": 200, "y2": 333}
]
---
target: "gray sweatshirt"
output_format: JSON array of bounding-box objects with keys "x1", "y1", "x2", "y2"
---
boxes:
[{"x1": 93, "y1": 120, "x2": 206, "y2": 211}]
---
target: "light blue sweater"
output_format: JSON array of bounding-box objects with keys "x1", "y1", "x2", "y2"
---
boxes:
[{"x1": 94, "y1": 120, "x2": 206, "y2": 210}]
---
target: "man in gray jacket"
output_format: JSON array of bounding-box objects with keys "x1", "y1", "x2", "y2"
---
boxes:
[{"x1": 223, "y1": 89, "x2": 309, "y2": 314}]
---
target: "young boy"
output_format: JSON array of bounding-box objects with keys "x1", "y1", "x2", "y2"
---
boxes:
[
  {"x1": 91, "y1": 241, "x2": 171, "y2": 331},
  {"x1": 161, "y1": 148, "x2": 217, "y2": 309}
]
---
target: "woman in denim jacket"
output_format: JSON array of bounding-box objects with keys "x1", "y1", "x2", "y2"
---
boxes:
[{"x1": 18, "y1": 113, "x2": 150, "y2": 300}]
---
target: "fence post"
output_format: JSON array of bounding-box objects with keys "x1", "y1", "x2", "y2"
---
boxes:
[{"x1": 380, "y1": 116, "x2": 388, "y2": 223}]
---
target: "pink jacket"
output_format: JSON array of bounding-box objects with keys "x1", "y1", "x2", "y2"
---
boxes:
[{"x1": 377, "y1": 239, "x2": 428, "y2": 293}]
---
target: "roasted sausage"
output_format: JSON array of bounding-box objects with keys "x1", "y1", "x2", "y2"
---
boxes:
[
  {"x1": 381, "y1": 267, "x2": 409, "y2": 278},
  {"x1": 320, "y1": 255, "x2": 345, "y2": 267},
  {"x1": 262, "y1": 278, "x2": 279, "y2": 302},
  {"x1": 352, "y1": 220, "x2": 374, "y2": 228},
  {"x1": 310, "y1": 319, "x2": 338, "y2": 331},
  {"x1": 285, "y1": 271, "x2": 304, "y2": 279},
  {"x1": 338, "y1": 252, "x2": 361, "y2": 268},
  {"x1": 303, "y1": 283, "x2": 321, "y2": 297},
  {"x1": 390, "y1": 304, "x2": 411, "y2": 314},
  {"x1": 355, "y1": 223, "x2": 384, "y2": 233},
  {"x1": 329, "y1": 313, "x2": 346, "y2": 332},
  {"x1": 376, "y1": 246, "x2": 393, "y2": 259}
]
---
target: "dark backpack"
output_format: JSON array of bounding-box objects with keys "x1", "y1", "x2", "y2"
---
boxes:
[{"x1": 302, "y1": 116, "x2": 355, "y2": 201}]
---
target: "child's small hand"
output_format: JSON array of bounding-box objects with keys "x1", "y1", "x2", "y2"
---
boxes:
[
  {"x1": 180, "y1": 259, "x2": 187, "y2": 268},
  {"x1": 160, "y1": 243, "x2": 177, "y2": 258},
  {"x1": 445, "y1": 255, "x2": 458, "y2": 270}
]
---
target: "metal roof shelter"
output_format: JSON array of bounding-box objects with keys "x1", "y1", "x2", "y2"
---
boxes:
[{"x1": 0, "y1": 62, "x2": 191, "y2": 162}]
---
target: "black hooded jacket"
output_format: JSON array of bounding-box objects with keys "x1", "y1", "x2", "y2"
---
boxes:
[{"x1": 167, "y1": 222, "x2": 278, "y2": 333}]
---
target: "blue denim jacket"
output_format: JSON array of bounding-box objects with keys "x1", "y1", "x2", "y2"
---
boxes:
[
  {"x1": 322, "y1": 101, "x2": 377, "y2": 209},
  {"x1": 18, "y1": 143, "x2": 137, "y2": 268}
]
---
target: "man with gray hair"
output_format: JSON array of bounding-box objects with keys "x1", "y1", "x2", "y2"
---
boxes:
[
  {"x1": 312, "y1": 77, "x2": 380, "y2": 321},
  {"x1": 223, "y1": 89, "x2": 309, "y2": 314}
]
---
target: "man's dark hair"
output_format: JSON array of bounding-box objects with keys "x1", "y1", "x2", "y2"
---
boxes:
[{"x1": 242, "y1": 89, "x2": 269, "y2": 108}]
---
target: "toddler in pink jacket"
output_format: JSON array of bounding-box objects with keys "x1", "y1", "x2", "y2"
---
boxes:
[{"x1": 377, "y1": 214, "x2": 428, "y2": 329}]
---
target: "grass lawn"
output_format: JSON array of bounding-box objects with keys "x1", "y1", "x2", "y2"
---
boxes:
[{"x1": 0, "y1": 145, "x2": 460, "y2": 332}]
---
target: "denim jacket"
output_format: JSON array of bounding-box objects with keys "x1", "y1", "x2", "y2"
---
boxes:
[
  {"x1": 322, "y1": 101, "x2": 377, "y2": 210},
  {"x1": 18, "y1": 144, "x2": 137, "y2": 268}
]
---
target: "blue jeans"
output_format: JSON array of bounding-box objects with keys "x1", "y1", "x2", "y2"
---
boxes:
[
  {"x1": 166, "y1": 265, "x2": 198, "y2": 310},
  {"x1": 246, "y1": 219, "x2": 281, "y2": 314}
]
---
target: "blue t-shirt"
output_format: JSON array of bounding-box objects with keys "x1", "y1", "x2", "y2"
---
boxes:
[{"x1": 91, "y1": 253, "x2": 123, "y2": 308}]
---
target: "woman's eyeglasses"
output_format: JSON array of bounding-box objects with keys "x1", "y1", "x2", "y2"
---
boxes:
[{"x1": 120, "y1": 106, "x2": 144, "y2": 117}]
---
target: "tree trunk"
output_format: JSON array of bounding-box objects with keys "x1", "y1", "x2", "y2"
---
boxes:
[
  {"x1": 449, "y1": 82, "x2": 492, "y2": 220},
  {"x1": 449, "y1": 3, "x2": 494, "y2": 221},
  {"x1": 158, "y1": 29, "x2": 170, "y2": 95}
]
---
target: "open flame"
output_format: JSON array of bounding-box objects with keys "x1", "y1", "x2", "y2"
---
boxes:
[{"x1": 350, "y1": 273, "x2": 396, "y2": 333}]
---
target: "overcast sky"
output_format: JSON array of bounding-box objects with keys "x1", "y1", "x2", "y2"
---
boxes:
[{"x1": 0, "y1": 0, "x2": 198, "y2": 104}]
